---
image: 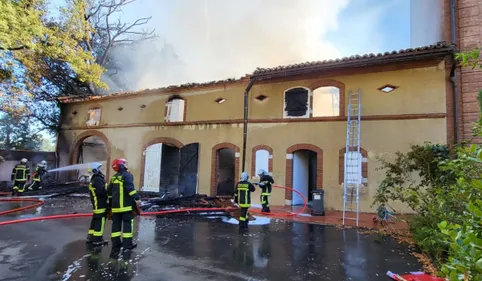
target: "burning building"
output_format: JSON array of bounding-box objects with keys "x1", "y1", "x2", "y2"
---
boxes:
[{"x1": 55, "y1": 0, "x2": 482, "y2": 213}]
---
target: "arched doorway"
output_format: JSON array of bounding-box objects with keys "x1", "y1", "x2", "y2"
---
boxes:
[
  {"x1": 292, "y1": 150, "x2": 317, "y2": 204},
  {"x1": 211, "y1": 143, "x2": 240, "y2": 196},
  {"x1": 286, "y1": 144, "x2": 323, "y2": 205},
  {"x1": 70, "y1": 131, "x2": 111, "y2": 181},
  {"x1": 141, "y1": 138, "x2": 199, "y2": 198}
]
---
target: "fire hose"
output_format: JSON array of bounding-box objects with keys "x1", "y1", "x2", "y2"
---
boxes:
[
  {"x1": 250, "y1": 185, "x2": 307, "y2": 217},
  {"x1": 0, "y1": 185, "x2": 308, "y2": 226}
]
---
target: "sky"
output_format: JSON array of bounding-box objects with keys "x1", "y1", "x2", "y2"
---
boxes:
[
  {"x1": 47, "y1": 0, "x2": 412, "y2": 89},
  {"x1": 113, "y1": 0, "x2": 411, "y2": 87},
  {"x1": 39, "y1": 0, "x2": 414, "y2": 144}
]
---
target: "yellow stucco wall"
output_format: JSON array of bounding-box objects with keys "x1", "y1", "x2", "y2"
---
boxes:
[
  {"x1": 62, "y1": 62, "x2": 446, "y2": 128},
  {"x1": 248, "y1": 64, "x2": 446, "y2": 118},
  {"x1": 58, "y1": 61, "x2": 449, "y2": 213}
]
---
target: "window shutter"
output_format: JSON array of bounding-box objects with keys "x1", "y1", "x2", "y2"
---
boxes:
[{"x1": 165, "y1": 102, "x2": 172, "y2": 122}]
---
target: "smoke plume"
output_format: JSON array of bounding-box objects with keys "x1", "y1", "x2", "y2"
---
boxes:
[{"x1": 106, "y1": 0, "x2": 352, "y2": 92}]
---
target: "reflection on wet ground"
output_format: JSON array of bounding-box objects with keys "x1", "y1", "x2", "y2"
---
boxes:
[{"x1": 0, "y1": 197, "x2": 422, "y2": 281}]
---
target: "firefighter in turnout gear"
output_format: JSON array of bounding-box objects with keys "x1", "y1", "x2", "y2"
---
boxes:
[
  {"x1": 234, "y1": 172, "x2": 256, "y2": 231},
  {"x1": 86, "y1": 163, "x2": 108, "y2": 246},
  {"x1": 257, "y1": 169, "x2": 274, "y2": 213},
  {"x1": 27, "y1": 160, "x2": 47, "y2": 191},
  {"x1": 11, "y1": 158, "x2": 30, "y2": 196},
  {"x1": 107, "y1": 158, "x2": 140, "y2": 250}
]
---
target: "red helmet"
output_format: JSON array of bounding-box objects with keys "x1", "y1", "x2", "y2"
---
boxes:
[{"x1": 112, "y1": 158, "x2": 127, "y2": 171}]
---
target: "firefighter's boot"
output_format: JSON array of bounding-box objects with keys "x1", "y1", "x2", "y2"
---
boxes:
[
  {"x1": 123, "y1": 241, "x2": 137, "y2": 250},
  {"x1": 86, "y1": 234, "x2": 94, "y2": 244},
  {"x1": 92, "y1": 239, "x2": 109, "y2": 247}
]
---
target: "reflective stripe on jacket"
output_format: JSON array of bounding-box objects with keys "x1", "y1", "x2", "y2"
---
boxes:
[
  {"x1": 107, "y1": 170, "x2": 139, "y2": 213},
  {"x1": 260, "y1": 174, "x2": 274, "y2": 196},
  {"x1": 11, "y1": 164, "x2": 30, "y2": 181},
  {"x1": 235, "y1": 181, "x2": 256, "y2": 208},
  {"x1": 89, "y1": 173, "x2": 108, "y2": 214},
  {"x1": 32, "y1": 167, "x2": 46, "y2": 182}
]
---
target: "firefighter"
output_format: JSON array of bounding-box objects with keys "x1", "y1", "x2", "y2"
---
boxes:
[
  {"x1": 11, "y1": 158, "x2": 30, "y2": 196},
  {"x1": 257, "y1": 169, "x2": 274, "y2": 213},
  {"x1": 27, "y1": 160, "x2": 47, "y2": 191},
  {"x1": 107, "y1": 158, "x2": 140, "y2": 250},
  {"x1": 86, "y1": 163, "x2": 108, "y2": 246},
  {"x1": 234, "y1": 172, "x2": 256, "y2": 231}
]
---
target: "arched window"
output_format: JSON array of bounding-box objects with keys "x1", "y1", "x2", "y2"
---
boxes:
[
  {"x1": 86, "y1": 107, "x2": 101, "y2": 126},
  {"x1": 165, "y1": 96, "x2": 186, "y2": 122},
  {"x1": 339, "y1": 147, "x2": 368, "y2": 186},
  {"x1": 312, "y1": 86, "x2": 340, "y2": 117},
  {"x1": 251, "y1": 145, "x2": 273, "y2": 177}
]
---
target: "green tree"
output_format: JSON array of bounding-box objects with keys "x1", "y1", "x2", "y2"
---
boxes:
[
  {"x1": 0, "y1": 0, "x2": 156, "y2": 133},
  {"x1": 40, "y1": 137, "x2": 55, "y2": 151},
  {"x1": 0, "y1": 112, "x2": 43, "y2": 150},
  {"x1": 456, "y1": 47, "x2": 481, "y2": 69},
  {"x1": 0, "y1": 0, "x2": 106, "y2": 88}
]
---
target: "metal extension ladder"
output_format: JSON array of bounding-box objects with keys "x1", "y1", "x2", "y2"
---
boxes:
[{"x1": 342, "y1": 89, "x2": 362, "y2": 226}]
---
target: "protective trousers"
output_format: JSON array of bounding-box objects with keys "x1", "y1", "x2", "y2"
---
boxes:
[
  {"x1": 27, "y1": 180, "x2": 42, "y2": 191},
  {"x1": 88, "y1": 213, "x2": 106, "y2": 242},
  {"x1": 111, "y1": 212, "x2": 134, "y2": 248},
  {"x1": 12, "y1": 181, "x2": 26, "y2": 195},
  {"x1": 261, "y1": 194, "x2": 270, "y2": 212},
  {"x1": 239, "y1": 207, "x2": 249, "y2": 229}
]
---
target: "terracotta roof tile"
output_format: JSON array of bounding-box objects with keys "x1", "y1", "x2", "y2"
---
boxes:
[
  {"x1": 57, "y1": 76, "x2": 250, "y2": 103},
  {"x1": 58, "y1": 43, "x2": 453, "y2": 104},
  {"x1": 252, "y1": 43, "x2": 453, "y2": 76}
]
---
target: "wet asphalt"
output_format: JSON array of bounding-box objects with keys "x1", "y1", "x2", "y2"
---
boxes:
[{"x1": 0, "y1": 197, "x2": 422, "y2": 281}]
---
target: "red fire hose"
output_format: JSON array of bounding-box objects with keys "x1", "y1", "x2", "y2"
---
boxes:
[
  {"x1": 0, "y1": 207, "x2": 239, "y2": 226},
  {"x1": 0, "y1": 185, "x2": 308, "y2": 226},
  {"x1": 0, "y1": 198, "x2": 45, "y2": 216},
  {"x1": 250, "y1": 185, "x2": 308, "y2": 217}
]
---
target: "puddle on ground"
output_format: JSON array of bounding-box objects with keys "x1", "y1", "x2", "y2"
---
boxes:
[{"x1": 0, "y1": 197, "x2": 423, "y2": 281}]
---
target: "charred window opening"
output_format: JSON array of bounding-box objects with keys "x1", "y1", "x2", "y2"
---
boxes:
[
  {"x1": 75, "y1": 136, "x2": 107, "y2": 180},
  {"x1": 165, "y1": 95, "x2": 185, "y2": 122},
  {"x1": 143, "y1": 142, "x2": 199, "y2": 197},
  {"x1": 216, "y1": 148, "x2": 235, "y2": 196},
  {"x1": 86, "y1": 108, "x2": 101, "y2": 126},
  {"x1": 284, "y1": 87, "x2": 309, "y2": 118},
  {"x1": 312, "y1": 86, "x2": 340, "y2": 117}
]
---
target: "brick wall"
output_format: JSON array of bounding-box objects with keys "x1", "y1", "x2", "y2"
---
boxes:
[{"x1": 457, "y1": 0, "x2": 482, "y2": 141}]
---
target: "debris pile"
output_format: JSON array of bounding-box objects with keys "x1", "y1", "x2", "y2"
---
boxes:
[{"x1": 142, "y1": 194, "x2": 256, "y2": 220}]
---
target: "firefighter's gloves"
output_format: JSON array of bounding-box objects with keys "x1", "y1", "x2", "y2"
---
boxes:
[{"x1": 133, "y1": 200, "x2": 141, "y2": 217}]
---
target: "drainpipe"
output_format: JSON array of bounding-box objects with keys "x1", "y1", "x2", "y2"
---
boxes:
[
  {"x1": 450, "y1": 0, "x2": 459, "y2": 145},
  {"x1": 241, "y1": 78, "x2": 258, "y2": 173}
]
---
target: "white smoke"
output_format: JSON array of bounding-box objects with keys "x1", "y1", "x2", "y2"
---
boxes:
[{"x1": 106, "y1": 0, "x2": 352, "y2": 91}]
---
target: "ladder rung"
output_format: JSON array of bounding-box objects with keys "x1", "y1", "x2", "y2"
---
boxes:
[{"x1": 344, "y1": 89, "x2": 361, "y2": 225}]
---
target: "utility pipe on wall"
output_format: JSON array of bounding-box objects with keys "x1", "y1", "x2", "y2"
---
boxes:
[
  {"x1": 241, "y1": 78, "x2": 258, "y2": 173},
  {"x1": 450, "y1": 0, "x2": 459, "y2": 145}
]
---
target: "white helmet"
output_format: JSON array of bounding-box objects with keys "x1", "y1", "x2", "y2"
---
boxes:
[
  {"x1": 240, "y1": 172, "x2": 249, "y2": 181},
  {"x1": 39, "y1": 160, "x2": 47, "y2": 167},
  {"x1": 88, "y1": 162, "x2": 103, "y2": 174},
  {"x1": 20, "y1": 158, "x2": 27, "y2": 164},
  {"x1": 257, "y1": 169, "x2": 266, "y2": 176}
]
